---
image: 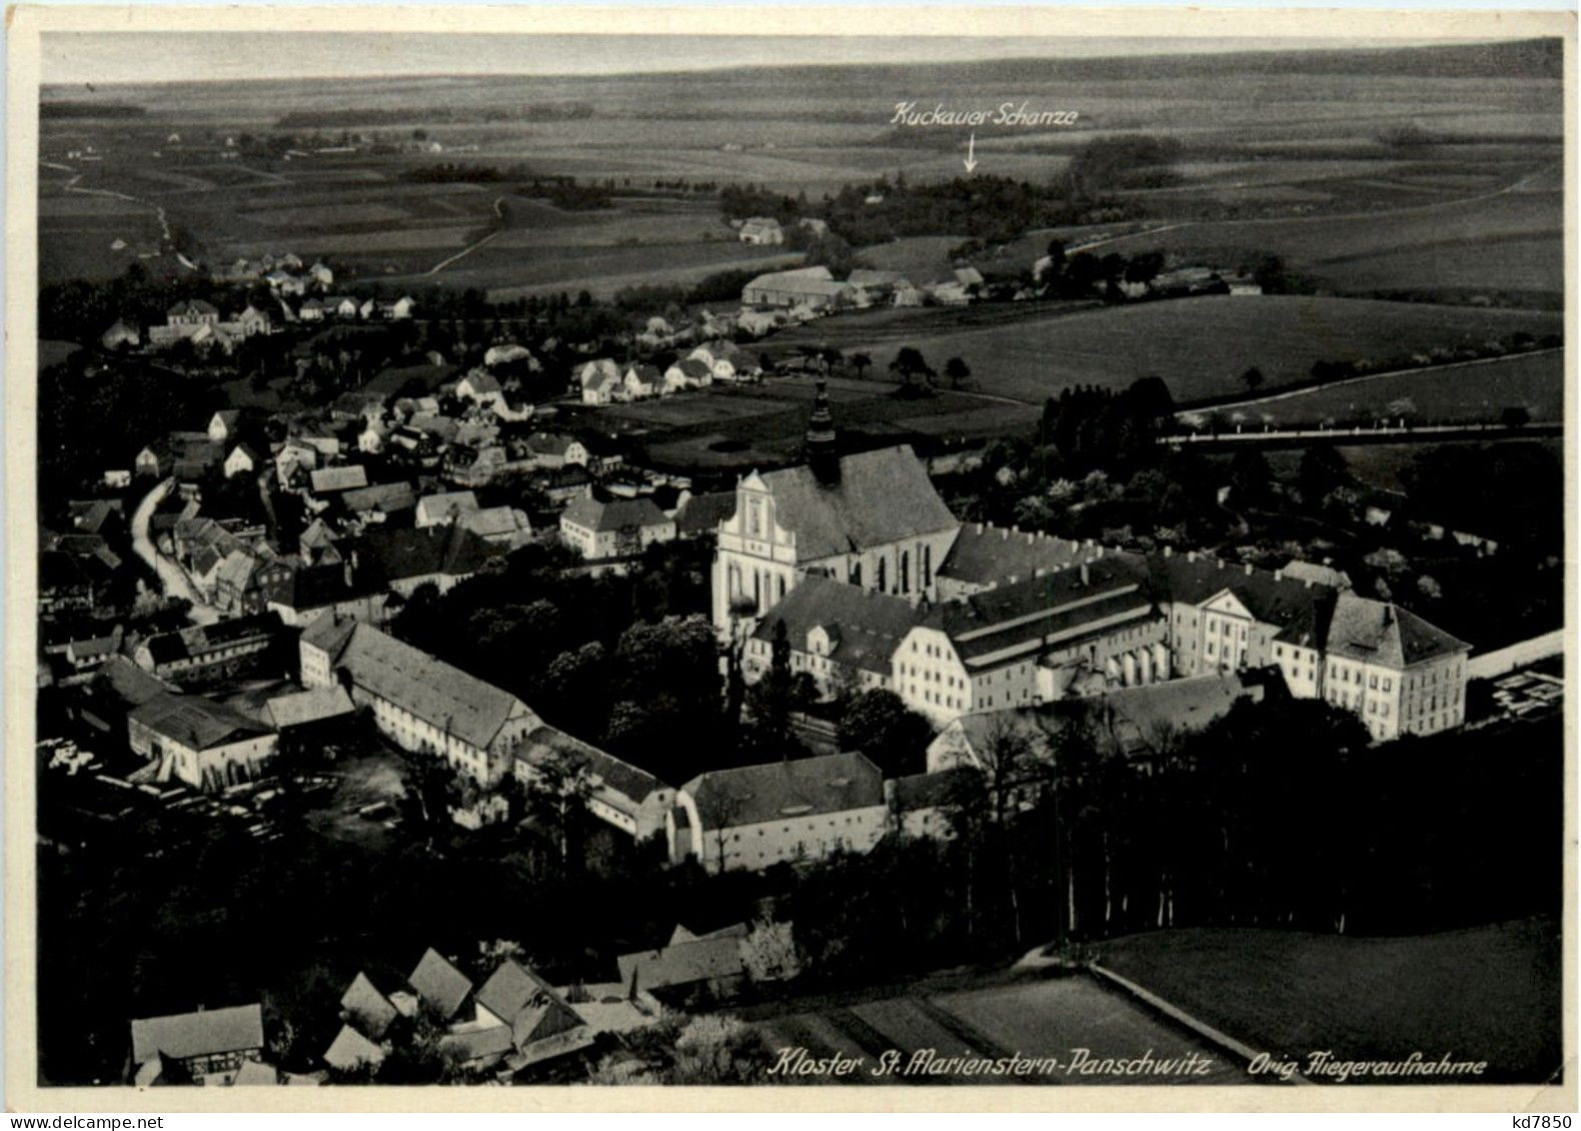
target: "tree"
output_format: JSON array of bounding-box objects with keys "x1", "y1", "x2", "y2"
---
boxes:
[
  {"x1": 849, "y1": 351, "x2": 872, "y2": 380},
  {"x1": 740, "y1": 919, "x2": 804, "y2": 984},
  {"x1": 889, "y1": 346, "x2": 935, "y2": 390},
  {"x1": 836, "y1": 689, "x2": 933, "y2": 778},
  {"x1": 666, "y1": 1015, "x2": 774, "y2": 1084},
  {"x1": 523, "y1": 744, "x2": 596, "y2": 874},
  {"x1": 1227, "y1": 448, "x2": 1273, "y2": 508},
  {"x1": 944, "y1": 356, "x2": 972, "y2": 390},
  {"x1": 1241, "y1": 366, "x2": 1265, "y2": 393},
  {"x1": 1298, "y1": 445, "x2": 1350, "y2": 508},
  {"x1": 1501, "y1": 405, "x2": 1531, "y2": 428}
]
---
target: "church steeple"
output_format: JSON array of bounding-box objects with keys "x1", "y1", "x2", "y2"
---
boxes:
[{"x1": 805, "y1": 377, "x2": 840, "y2": 485}]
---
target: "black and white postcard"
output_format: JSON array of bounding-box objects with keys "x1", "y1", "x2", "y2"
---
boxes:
[{"x1": 5, "y1": 5, "x2": 1574, "y2": 1115}]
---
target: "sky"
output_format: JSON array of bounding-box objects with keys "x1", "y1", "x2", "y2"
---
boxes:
[{"x1": 40, "y1": 32, "x2": 1419, "y2": 86}]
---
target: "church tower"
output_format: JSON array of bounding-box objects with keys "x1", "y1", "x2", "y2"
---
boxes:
[{"x1": 805, "y1": 377, "x2": 840, "y2": 485}]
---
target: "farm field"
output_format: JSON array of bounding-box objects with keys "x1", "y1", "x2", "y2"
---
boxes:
[
  {"x1": 826, "y1": 295, "x2": 1562, "y2": 407},
  {"x1": 1096, "y1": 918, "x2": 1562, "y2": 1083},
  {"x1": 1099, "y1": 178, "x2": 1563, "y2": 303},
  {"x1": 1226, "y1": 349, "x2": 1564, "y2": 427},
  {"x1": 754, "y1": 972, "x2": 1250, "y2": 1086}
]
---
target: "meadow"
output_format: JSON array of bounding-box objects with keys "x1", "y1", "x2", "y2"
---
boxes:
[
  {"x1": 1096, "y1": 918, "x2": 1561, "y2": 1083},
  {"x1": 811, "y1": 295, "x2": 1562, "y2": 407},
  {"x1": 1227, "y1": 349, "x2": 1564, "y2": 427}
]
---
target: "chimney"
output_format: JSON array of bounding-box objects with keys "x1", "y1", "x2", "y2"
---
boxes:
[
  {"x1": 1187, "y1": 551, "x2": 1197, "y2": 563},
  {"x1": 1080, "y1": 563, "x2": 1090, "y2": 587},
  {"x1": 976, "y1": 523, "x2": 983, "y2": 534},
  {"x1": 1007, "y1": 574, "x2": 1018, "y2": 585},
  {"x1": 1163, "y1": 545, "x2": 1173, "y2": 558},
  {"x1": 1304, "y1": 579, "x2": 1313, "y2": 589},
  {"x1": 1384, "y1": 606, "x2": 1395, "y2": 626},
  {"x1": 1095, "y1": 546, "x2": 1104, "y2": 558},
  {"x1": 1274, "y1": 568, "x2": 1283, "y2": 581},
  {"x1": 1244, "y1": 562, "x2": 1253, "y2": 575},
  {"x1": 1026, "y1": 532, "x2": 1034, "y2": 545},
  {"x1": 1001, "y1": 528, "x2": 1009, "y2": 540},
  {"x1": 1033, "y1": 567, "x2": 1044, "y2": 578}
]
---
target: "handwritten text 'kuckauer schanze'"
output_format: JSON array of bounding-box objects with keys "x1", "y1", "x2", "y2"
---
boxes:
[{"x1": 891, "y1": 101, "x2": 1079, "y2": 127}]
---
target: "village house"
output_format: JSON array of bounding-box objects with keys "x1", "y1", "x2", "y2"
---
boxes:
[
  {"x1": 620, "y1": 363, "x2": 664, "y2": 401},
  {"x1": 223, "y1": 443, "x2": 263, "y2": 480},
  {"x1": 523, "y1": 432, "x2": 588, "y2": 469},
  {"x1": 560, "y1": 496, "x2": 676, "y2": 561},
  {"x1": 128, "y1": 1004, "x2": 266, "y2": 1086},
  {"x1": 264, "y1": 563, "x2": 388, "y2": 629},
  {"x1": 615, "y1": 923, "x2": 749, "y2": 1004},
  {"x1": 577, "y1": 359, "x2": 623, "y2": 405},
  {"x1": 662, "y1": 357, "x2": 714, "y2": 394},
  {"x1": 128, "y1": 692, "x2": 279, "y2": 791},
  {"x1": 416, "y1": 491, "x2": 480, "y2": 528},
  {"x1": 300, "y1": 620, "x2": 539, "y2": 787},
  {"x1": 356, "y1": 523, "x2": 503, "y2": 596},
  {"x1": 308, "y1": 465, "x2": 371, "y2": 498},
  {"x1": 668, "y1": 752, "x2": 889, "y2": 873},
  {"x1": 738, "y1": 217, "x2": 784, "y2": 245}
]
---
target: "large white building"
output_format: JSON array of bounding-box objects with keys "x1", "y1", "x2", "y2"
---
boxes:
[
  {"x1": 668, "y1": 752, "x2": 889, "y2": 873},
  {"x1": 300, "y1": 619, "x2": 539, "y2": 786}
]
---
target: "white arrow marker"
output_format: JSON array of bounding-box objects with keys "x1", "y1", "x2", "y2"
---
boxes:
[{"x1": 963, "y1": 132, "x2": 978, "y2": 175}]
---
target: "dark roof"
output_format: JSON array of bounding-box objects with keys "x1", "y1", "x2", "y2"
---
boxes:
[
  {"x1": 356, "y1": 524, "x2": 502, "y2": 585},
  {"x1": 131, "y1": 1004, "x2": 263, "y2": 1064},
  {"x1": 514, "y1": 725, "x2": 669, "y2": 813},
  {"x1": 526, "y1": 431, "x2": 579, "y2": 457},
  {"x1": 674, "y1": 491, "x2": 737, "y2": 537},
  {"x1": 407, "y1": 948, "x2": 473, "y2": 1020},
  {"x1": 924, "y1": 557, "x2": 1153, "y2": 665},
  {"x1": 93, "y1": 656, "x2": 171, "y2": 708},
  {"x1": 888, "y1": 768, "x2": 969, "y2": 813},
  {"x1": 754, "y1": 446, "x2": 956, "y2": 562},
  {"x1": 561, "y1": 496, "x2": 670, "y2": 534},
  {"x1": 616, "y1": 936, "x2": 745, "y2": 993},
  {"x1": 339, "y1": 972, "x2": 398, "y2": 1040},
  {"x1": 1326, "y1": 591, "x2": 1468, "y2": 667},
  {"x1": 331, "y1": 624, "x2": 534, "y2": 750},
  {"x1": 753, "y1": 575, "x2": 917, "y2": 675},
  {"x1": 1149, "y1": 553, "x2": 1338, "y2": 649},
  {"x1": 938, "y1": 524, "x2": 1102, "y2": 589},
  {"x1": 140, "y1": 613, "x2": 281, "y2": 665},
  {"x1": 683, "y1": 752, "x2": 884, "y2": 829},
  {"x1": 474, "y1": 959, "x2": 582, "y2": 1039},
  {"x1": 265, "y1": 563, "x2": 381, "y2": 612},
  {"x1": 130, "y1": 693, "x2": 273, "y2": 751},
  {"x1": 339, "y1": 481, "x2": 417, "y2": 515}
]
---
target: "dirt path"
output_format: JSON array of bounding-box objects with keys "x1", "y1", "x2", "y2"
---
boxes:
[
  {"x1": 130, "y1": 478, "x2": 219, "y2": 625},
  {"x1": 424, "y1": 196, "x2": 507, "y2": 276}
]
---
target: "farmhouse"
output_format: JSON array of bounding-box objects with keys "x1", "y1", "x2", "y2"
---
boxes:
[
  {"x1": 524, "y1": 432, "x2": 588, "y2": 469},
  {"x1": 133, "y1": 612, "x2": 284, "y2": 684},
  {"x1": 663, "y1": 357, "x2": 714, "y2": 393},
  {"x1": 578, "y1": 359, "x2": 624, "y2": 405},
  {"x1": 128, "y1": 1004, "x2": 266, "y2": 1086},
  {"x1": 100, "y1": 319, "x2": 141, "y2": 350},
  {"x1": 615, "y1": 925, "x2": 749, "y2": 1002},
  {"x1": 560, "y1": 496, "x2": 676, "y2": 560},
  {"x1": 738, "y1": 217, "x2": 784, "y2": 245},
  {"x1": 668, "y1": 752, "x2": 888, "y2": 874},
  {"x1": 740, "y1": 266, "x2": 853, "y2": 310}
]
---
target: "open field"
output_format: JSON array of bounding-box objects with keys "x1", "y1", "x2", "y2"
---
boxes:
[
  {"x1": 1229, "y1": 350, "x2": 1564, "y2": 427},
  {"x1": 1096, "y1": 918, "x2": 1562, "y2": 1083},
  {"x1": 754, "y1": 972, "x2": 1250, "y2": 1086},
  {"x1": 578, "y1": 374, "x2": 1038, "y2": 470},
  {"x1": 804, "y1": 295, "x2": 1562, "y2": 407}
]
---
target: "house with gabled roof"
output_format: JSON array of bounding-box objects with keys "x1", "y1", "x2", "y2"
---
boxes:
[
  {"x1": 129, "y1": 1003, "x2": 266, "y2": 1086},
  {"x1": 339, "y1": 971, "x2": 399, "y2": 1041},
  {"x1": 322, "y1": 1025, "x2": 386, "y2": 1074},
  {"x1": 513, "y1": 724, "x2": 674, "y2": 840},
  {"x1": 668, "y1": 752, "x2": 888, "y2": 873},
  {"x1": 128, "y1": 692, "x2": 279, "y2": 790},
  {"x1": 300, "y1": 620, "x2": 539, "y2": 786},
  {"x1": 662, "y1": 356, "x2": 714, "y2": 394},
  {"x1": 560, "y1": 496, "x2": 675, "y2": 561},
  {"x1": 407, "y1": 948, "x2": 474, "y2": 1021},
  {"x1": 615, "y1": 924, "x2": 750, "y2": 1002}
]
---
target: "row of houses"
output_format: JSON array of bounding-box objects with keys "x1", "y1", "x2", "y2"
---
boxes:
[{"x1": 577, "y1": 340, "x2": 759, "y2": 405}]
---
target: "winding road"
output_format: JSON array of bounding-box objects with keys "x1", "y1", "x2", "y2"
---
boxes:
[{"x1": 130, "y1": 477, "x2": 218, "y2": 625}]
